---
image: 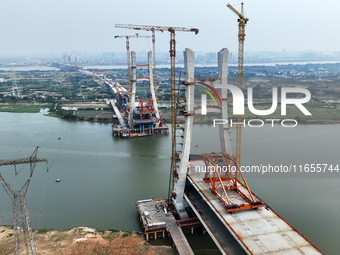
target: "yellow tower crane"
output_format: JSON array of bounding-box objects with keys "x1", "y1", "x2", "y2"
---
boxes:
[{"x1": 227, "y1": 2, "x2": 249, "y2": 171}]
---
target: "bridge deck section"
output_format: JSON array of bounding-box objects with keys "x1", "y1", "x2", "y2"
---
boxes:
[
  {"x1": 187, "y1": 161, "x2": 322, "y2": 255},
  {"x1": 166, "y1": 215, "x2": 195, "y2": 255},
  {"x1": 184, "y1": 187, "x2": 247, "y2": 255},
  {"x1": 109, "y1": 99, "x2": 126, "y2": 127}
]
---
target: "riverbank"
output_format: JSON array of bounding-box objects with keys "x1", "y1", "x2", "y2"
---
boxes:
[
  {"x1": 1, "y1": 102, "x2": 340, "y2": 125},
  {"x1": 0, "y1": 103, "x2": 48, "y2": 113},
  {"x1": 0, "y1": 102, "x2": 115, "y2": 123},
  {"x1": 0, "y1": 226, "x2": 174, "y2": 255}
]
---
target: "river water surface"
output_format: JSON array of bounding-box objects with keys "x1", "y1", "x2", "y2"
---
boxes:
[{"x1": 0, "y1": 110, "x2": 339, "y2": 254}]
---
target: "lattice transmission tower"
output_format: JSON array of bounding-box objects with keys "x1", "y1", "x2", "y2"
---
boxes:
[
  {"x1": 0, "y1": 146, "x2": 48, "y2": 255},
  {"x1": 11, "y1": 76, "x2": 20, "y2": 97}
]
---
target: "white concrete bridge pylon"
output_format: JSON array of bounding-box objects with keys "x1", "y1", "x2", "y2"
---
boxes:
[
  {"x1": 216, "y1": 48, "x2": 232, "y2": 155},
  {"x1": 148, "y1": 51, "x2": 160, "y2": 125},
  {"x1": 172, "y1": 48, "x2": 233, "y2": 218},
  {"x1": 130, "y1": 51, "x2": 137, "y2": 128},
  {"x1": 172, "y1": 48, "x2": 195, "y2": 219}
]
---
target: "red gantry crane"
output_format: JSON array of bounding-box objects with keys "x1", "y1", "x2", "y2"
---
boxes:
[{"x1": 227, "y1": 3, "x2": 249, "y2": 174}]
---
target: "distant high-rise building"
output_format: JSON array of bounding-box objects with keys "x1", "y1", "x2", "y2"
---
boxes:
[
  {"x1": 68, "y1": 54, "x2": 74, "y2": 64},
  {"x1": 63, "y1": 53, "x2": 80, "y2": 65}
]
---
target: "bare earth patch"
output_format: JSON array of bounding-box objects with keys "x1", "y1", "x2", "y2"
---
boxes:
[{"x1": 0, "y1": 226, "x2": 174, "y2": 255}]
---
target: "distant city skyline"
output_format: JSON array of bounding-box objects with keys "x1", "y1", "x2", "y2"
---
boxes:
[{"x1": 1, "y1": 0, "x2": 339, "y2": 56}]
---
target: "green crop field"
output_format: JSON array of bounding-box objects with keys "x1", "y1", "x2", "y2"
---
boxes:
[{"x1": 0, "y1": 104, "x2": 47, "y2": 113}]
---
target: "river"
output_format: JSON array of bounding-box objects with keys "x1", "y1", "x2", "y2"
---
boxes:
[
  {"x1": 0, "y1": 110, "x2": 339, "y2": 254},
  {"x1": 0, "y1": 66, "x2": 60, "y2": 71}
]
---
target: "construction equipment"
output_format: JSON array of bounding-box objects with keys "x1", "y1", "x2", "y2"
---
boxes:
[
  {"x1": 115, "y1": 24, "x2": 199, "y2": 200},
  {"x1": 0, "y1": 147, "x2": 48, "y2": 255},
  {"x1": 115, "y1": 24, "x2": 198, "y2": 95},
  {"x1": 114, "y1": 34, "x2": 151, "y2": 122},
  {"x1": 115, "y1": 24, "x2": 198, "y2": 93},
  {"x1": 227, "y1": 3, "x2": 249, "y2": 173},
  {"x1": 92, "y1": 69, "x2": 107, "y2": 79},
  {"x1": 202, "y1": 152, "x2": 264, "y2": 213}
]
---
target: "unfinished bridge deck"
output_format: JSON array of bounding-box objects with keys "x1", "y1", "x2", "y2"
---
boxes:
[
  {"x1": 186, "y1": 160, "x2": 322, "y2": 255},
  {"x1": 166, "y1": 214, "x2": 194, "y2": 255}
]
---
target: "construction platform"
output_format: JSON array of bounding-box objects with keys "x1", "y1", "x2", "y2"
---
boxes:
[
  {"x1": 109, "y1": 94, "x2": 169, "y2": 138},
  {"x1": 112, "y1": 123, "x2": 169, "y2": 137},
  {"x1": 136, "y1": 199, "x2": 196, "y2": 255},
  {"x1": 185, "y1": 159, "x2": 323, "y2": 255}
]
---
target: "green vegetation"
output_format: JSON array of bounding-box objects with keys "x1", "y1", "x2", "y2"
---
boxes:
[
  {"x1": 46, "y1": 101, "x2": 115, "y2": 123},
  {"x1": 107, "y1": 229, "x2": 120, "y2": 233},
  {"x1": 121, "y1": 230, "x2": 134, "y2": 238},
  {"x1": 1, "y1": 68, "x2": 339, "y2": 123},
  {"x1": 48, "y1": 102, "x2": 77, "y2": 120},
  {"x1": 36, "y1": 229, "x2": 51, "y2": 234},
  {"x1": 0, "y1": 104, "x2": 46, "y2": 113},
  {"x1": 0, "y1": 70, "x2": 110, "y2": 104}
]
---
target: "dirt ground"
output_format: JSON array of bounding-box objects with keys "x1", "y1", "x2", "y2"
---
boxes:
[
  {"x1": 0, "y1": 226, "x2": 174, "y2": 255},
  {"x1": 62, "y1": 102, "x2": 109, "y2": 109}
]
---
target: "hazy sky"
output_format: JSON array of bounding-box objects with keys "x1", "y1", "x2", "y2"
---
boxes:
[{"x1": 1, "y1": 0, "x2": 339, "y2": 56}]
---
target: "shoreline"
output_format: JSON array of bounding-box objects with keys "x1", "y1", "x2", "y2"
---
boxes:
[
  {"x1": 0, "y1": 225, "x2": 174, "y2": 255},
  {"x1": 0, "y1": 103, "x2": 339, "y2": 125}
]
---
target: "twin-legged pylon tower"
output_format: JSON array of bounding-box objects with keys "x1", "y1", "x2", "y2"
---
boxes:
[{"x1": 0, "y1": 146, "x2": 48, "y2": 255}]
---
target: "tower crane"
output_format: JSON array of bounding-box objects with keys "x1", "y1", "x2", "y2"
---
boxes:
[
  {"x1": 115, "y1": 24, "x2": 198, "y2": 94},
  {"x1": 115, "y1": 24, "x2": 199, "y2": 198},
  {"x1": 114, "y1": 33, "x2": 151, "y2": 122},
  {"x1": 227, "y1": 3, "x2": 248, "y2": 174}
]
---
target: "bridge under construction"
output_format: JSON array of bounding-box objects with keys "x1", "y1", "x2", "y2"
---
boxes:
[
  {"x1": 136, "y1": 48, "x2": 322, "y2": 255},
  {"x1": 81, "y1": 51, "x2": 169, "y2": 138}
]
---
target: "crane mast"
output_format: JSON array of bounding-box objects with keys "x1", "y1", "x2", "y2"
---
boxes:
[
  {"x1": 152, "y1": 30, "x2": 157, "y2": 94},
  {"x1": 114, "y1": 34, "x2": 151, "y2": 126},
  {"x1": 227, "y1": 3, "x2": 248, "y2": 174},
  {"x1": 116, "y1": 25, "x2": 157, "y2": 100}
]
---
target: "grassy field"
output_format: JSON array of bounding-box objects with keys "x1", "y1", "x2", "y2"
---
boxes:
[
  {"x1": 0, "y1": 104, "x2": 47, "y2": 113},
  {"x1": 1, "y1": 102, "x2": 339, "y2": 124}
]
